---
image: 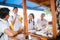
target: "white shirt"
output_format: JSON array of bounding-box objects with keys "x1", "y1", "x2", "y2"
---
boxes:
[
  {"x1": 36, "y1": 19, "x2": 47, "y2": 30},
  {"x1": 0, "y1": 19, "x2": 9, "y2": 40},
  {"x1": 37, "y1": 19, "x2": 47, "y2": 26},
  {"x1": 9, "y1": 12, "x2": 22, "y2": 31},
  {"x1": 36, "y1": 19, "x2": 53, "y2": 37},
  {"x1": 28, "y1": 20, "x2": 35, "y2": 31}
]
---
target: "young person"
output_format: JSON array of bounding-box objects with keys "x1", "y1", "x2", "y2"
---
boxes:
[
  {"x1": 28, "y1": 13, "x2": 35, "y2": 31},
  {"x1": 9, "y1": 7, "x2": 23, "y2": 32},
  {"x1": 37, "y1": 13, "x2": 47, "y2": 30},
  {"x1": 0, "y1": 8, "x2": 19, "y2": 40},
  {"x1": 9, "y1": 7, "x2": 24, "y2": 40}
]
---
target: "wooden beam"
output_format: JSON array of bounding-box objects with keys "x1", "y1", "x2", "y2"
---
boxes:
[
  {"x1": 39, "y1": 1, "x2": 49, "y2": 4},
  {"x1": 39, "y1": 1, "x2": 50, "y2": 8},
  {"x1": 23, "y1": 0, "x2": 28, "y2": 36},
  {"x1": 29, "y1": 33, "x2": 48, "y2": 40},
  {"x1": 29, "y1": 0, "x2": 48, "y2": 3},
  {"x1": 50, "y1": 0, "x2": 57, "y2": 39},
  {"x1": 29, "y1": 0, "x2": 50, "y2": 8}
]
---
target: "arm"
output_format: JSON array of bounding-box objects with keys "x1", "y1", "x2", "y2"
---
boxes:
[
  {"x1": 11, "y1": 17, "x2": 16, "y2": 25},
  {"x1": 4, "y1": 29, "x2": 18, "y2": 37},
  {"x1": 17, "y1": 27, "x2": 23, "y2": 34},
  {"x1": 9, "y1": 15, "x2": 16, "y2": 30},
  {"x1": 17, "y1": 21, "x2": 24, "y2": 34},
  {"x1": 9, "y1": 15, "x2": 17, "y2": 25}
]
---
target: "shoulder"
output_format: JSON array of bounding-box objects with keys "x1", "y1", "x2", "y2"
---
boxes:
[
  {"x1": 0, "y1": 21, "x2": 3, "y2": 26},
  {"x1": 37, "y1": 19, "x2": 41, "y2": 22},
  {"x1": 44, "y1": 19, "x2": 47, "y2": 21},
  {"x1": 0, "y1": 21, "x2": 3, "y2": 25},
  {"x1": 43, "y1": 19, "x2": 47, "y2": 22},
  {"x1": 0, "y1": 21, "x2": 4, "y2": 30},
  {"x1": 0, "y1": 21, "x2": 8, "y2": 28},
  {"x1": 9, "y1": 11, "x2": 14, "y2": 15},
  {"x1": 37, "y1": 18, "x2": 40, "y2": 20}
]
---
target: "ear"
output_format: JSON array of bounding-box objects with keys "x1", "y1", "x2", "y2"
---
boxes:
[{"x1": 6, "y1": 15, "x2": 9, "y2": 18}]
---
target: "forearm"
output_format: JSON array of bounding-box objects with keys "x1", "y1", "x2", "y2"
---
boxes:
[
  {"x1": 11, "y1": 19, "x2": 16, "y2": 25},
  {"x1": 10, "y1": 30, "x2": 19, "y2": 37},
  {"x1": 5, "y1": 29, "x2": 18, "y2": 37},
  {"x1": 17, "y1": 28, "x2": 23, "y2": 34},
  {"x1": 9, "y1": 36, "x2": 19, "y2": 40}
]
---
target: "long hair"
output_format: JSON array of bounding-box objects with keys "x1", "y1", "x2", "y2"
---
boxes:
[{"x1": 29, "y1": 13, "x2": 35, "y2": 25}]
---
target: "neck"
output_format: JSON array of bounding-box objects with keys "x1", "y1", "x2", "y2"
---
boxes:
[
  {"x1": 29, "y1": 19, "x2": 32, "y2": 21},
  {"x1": 3, "y1": 18, "x2": 7, "y2": 21},
  {"x1": 14, "y1": 13, "x2": 18, "y2": 16},
  {"x1": 41, "y1": 18, "x2": 44, "y2": 20}
]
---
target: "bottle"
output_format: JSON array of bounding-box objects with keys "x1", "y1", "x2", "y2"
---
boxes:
[{"x1": 28, "y1": 35, "x2": 32, "y2": 40}]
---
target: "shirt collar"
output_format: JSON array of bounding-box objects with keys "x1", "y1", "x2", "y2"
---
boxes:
[{"x1": 0, "y1": 18, "x2": 7, "y2": 23}]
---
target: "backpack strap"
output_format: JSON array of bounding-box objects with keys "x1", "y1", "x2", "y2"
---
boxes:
[
  {"x1": 0, "y1": 33, "x2": 4, "y2": 38},
  {"x1": 0, "y1": 20, "x2": 4, "y2": 38}
]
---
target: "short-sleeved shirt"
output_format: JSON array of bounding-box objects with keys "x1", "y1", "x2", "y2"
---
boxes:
[
  {"x1": 0, "y1": 19, "x2": 9, "y2": 40},
  {"x1": 36, "y1": 19, "x2": 47, "y2": 30},
  {"x1": 37, "y1": 19, "x2": 47, "y2": 26},
  {"x1": 28, "y1": 20, "x2": 35, "y2": 31},
  {"x1": 8, "y1": 12, "x2": 22, "y2": 31}
]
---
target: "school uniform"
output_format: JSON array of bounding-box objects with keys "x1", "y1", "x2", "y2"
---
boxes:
[
  {"x1": 36, "y1": 19, "x2": 47, "y2": 30},
  {"x1": 9, "y1": 12, "x2": 23, "y2": 31},
  {"x1": 0, "y1": 18, "x2": 9, "y2": 40},
  {"x1": 28, "y1": 20, "x2": 39, "y2": 40},
  {"x1": 28, "y1": 20, "x2": 38, "y2": 36},
  {"x1": 37, "y1": 19, "x2": 47, "y2": 26},
  {"x1": 28, "y1": 20, "x2": 35, "y2": 31},
  {"x1": 9, "y1": 12, "x2": 24, "y2": 40},
  {"x1": 36, "y1": 19, "x2": 53, "y2": 37},
  {"x1": 36, "y1": 19, "x2": 48, "y2": 35}
]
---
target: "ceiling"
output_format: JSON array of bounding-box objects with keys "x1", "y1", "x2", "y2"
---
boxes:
[
  {"x1": 0, "y1": 0, "x2": 56, "y2": 10},
  {"x1": 29, "y1": 0, "x2": 51, "y2": 8}
]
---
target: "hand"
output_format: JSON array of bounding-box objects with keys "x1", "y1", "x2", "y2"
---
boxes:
[
  {"x1": 14, "y1": 14, "x2": 17, "y2": 19},
  {"x1": 17, "y1": 28, "x2": 23, "y2": 34}
]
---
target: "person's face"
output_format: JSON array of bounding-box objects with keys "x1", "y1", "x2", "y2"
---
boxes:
[
  {"x1": 13, "y1": 9, "x2": 18, "y2": 14},
  {"x1": 41, "y1": 14, "x2": 45, "y2": 19},
  {"x1": 29, "y1": 15, "x2": 33, "y2": 20}
]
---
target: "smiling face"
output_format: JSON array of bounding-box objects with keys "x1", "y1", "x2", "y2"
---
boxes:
[
  {"x1": 13, "y1": 8, "x2": 18, "y2": 15},
  {"x1": 41, "y1": 13, "x2": 45, "y2": 20},
  {"x1": 29, "y1": 14, "x2": 34, "y2": 21},
  {"x1": 29, "y1": 15, "x2": 33, "y2": 20}
]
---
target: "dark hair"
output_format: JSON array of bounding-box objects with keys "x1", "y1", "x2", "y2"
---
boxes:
[
  {"x1": 13, "y1": 7, "x2": 18, "y2": 10},
  {"x1": 41, "y1": 13, "x2": 45, "y2": 16},
  {"x1": 0, "y1": 8, "x2": 10, "y2": 19},
  {"x1": 29, "y1": 13, "x2": 34, "y2": 19},
  {"x1": 29, "y1": 13, "x2": 35, "y2": 25}
]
